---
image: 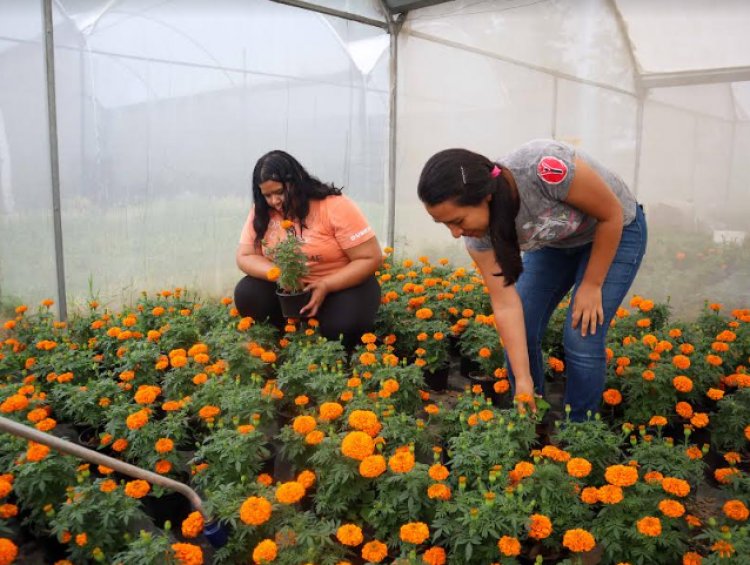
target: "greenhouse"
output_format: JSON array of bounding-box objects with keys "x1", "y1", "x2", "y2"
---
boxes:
[{"x1": 1, "y1": 1, "x2": 749, "y2": 564}]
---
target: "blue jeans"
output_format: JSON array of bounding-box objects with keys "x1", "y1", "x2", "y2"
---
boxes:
[{"x1": 506, "y1": 205, "x2": 647, "y2": 421}]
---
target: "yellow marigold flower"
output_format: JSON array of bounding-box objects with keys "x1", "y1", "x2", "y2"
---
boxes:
[
  {"x1": 181, "y1": 511, "x2": 204, "y2": 538},
  {"x1": 658, "y1": 499, "x2": 685, "y2": 518},
  {"x1": 427, "y1": 483, "x2": 451, "y2": 500},
  {"x1": 389, "y1": 450, "x2": 415, "y2": 474},
  {"x1": 252, "y1": 539, "x2": 278, "y2": 564},
  {"x1": 497, "y1": 536, "x2": 521, "y2": 556},
  {"x1": 336, "y1": 524, "x2": 363, "y2": 546},
  {"x1": 275, "y1": 481, "x2": 305, "y2": 504},
  {"x1": 239, "y1": 496, "x2": 272, "y2": 526},
  {"x1": 723, "y1": 500, "x2": 749, "y2": 521},
  {"x1": 562, "y1": 529, "x2": 596, "y2": 552},
  {"x1": 400, "y1": 522, "x2": 429, "y2": 545},
  {"x1": 636, "y1": 516, "x2": 662, "y2": 537},
  {"x1": 567, "y1": 458, "x2": 592, "y2": 478},
  {"x1": 604, "y1": 464, "x2": 638, "y2": 487},
  {"x1": 124, "y1": 479, "x2": 150, "y2": 499},
  {"x1": 662, "y1": 477, "x2": 690, "y2": 497}
]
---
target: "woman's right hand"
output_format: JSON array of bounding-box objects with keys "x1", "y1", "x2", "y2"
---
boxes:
[{"x1": 514, "y1": 375, "x2": 537, "y2": 415}]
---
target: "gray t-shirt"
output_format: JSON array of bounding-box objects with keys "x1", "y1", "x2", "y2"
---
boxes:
[{"x1": 464, "y1": 139, "x2": 637, "y2": 253}]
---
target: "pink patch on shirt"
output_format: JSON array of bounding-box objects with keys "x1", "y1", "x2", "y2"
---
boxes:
[{"x1": 537, "y1": 156, "x2": 568, "y2": 185}]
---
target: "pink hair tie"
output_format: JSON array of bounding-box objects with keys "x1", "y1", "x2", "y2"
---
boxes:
[{"x1": 490, "y1": 165, "x2": 502, "y2": 178}]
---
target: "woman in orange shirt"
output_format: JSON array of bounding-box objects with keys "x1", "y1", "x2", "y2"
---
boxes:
[{"x1": 234, "y1": 150, "x2": 382, "y2": 348}]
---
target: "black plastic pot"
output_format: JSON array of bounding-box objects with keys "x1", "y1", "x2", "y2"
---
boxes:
[
  {"x1": 460, "y1": 356, "x2": 481, "y2": 377},
  {"x1": 276, "y1": 289, "x2": 312, "y2": 319},
  {"x1": 423, "y1": 366, "x2": 449, "y2": 391},
  {"x1": 143, "y1": 491, "x2": 192, "y2": 529}
]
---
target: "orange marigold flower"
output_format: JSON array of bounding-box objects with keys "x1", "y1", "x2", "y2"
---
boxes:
[
  {"x1": 415, "y1": 308, "x2": 433, "y2": 320},
  {"x1": 658, "y1": 499, "x2": 685, "y2": 518},
  {"x1": 348, "y1": 410, "x2": 381, "y2": 437},
  {"x1": 597, "y1": 485, "x2": 624, "y2": 504},
  {"x1": 305, "y1": 430, "x2": 324, "y2": 445},
  {"x1": 181, "y1": 511, "x2": 204, "y2": 538},
  {"x1": 714, "y1": 467, "x2": 741, "y2": 484},
  {"x1": 710, "y1": 540, "x2": 734, "y2": 559},
  {"x1": 562, "y1": 529, "x2": 596, "y2": 553},
  {"x1": 649, "y1": 416, "x2": 668, "y2": 427},
  {"x1": 252, "y1": 539, "x2": 278, "y2": 564},
  {"x1": 359, "y1": 454, "x2": 387, "y2": 478},
  {"x1": 26, "y1": 441, "x2": 50, "y2": 462},
  {"x1": 172, "y1": 542, "x2": 203, "y2": 565},
  {"x1": 124, "y1": 479, "x2": 150, "y2": 498},
  {"x1": 240, "y1": 496, "x2": 272, "y2": 525},
  {"x1": 604, "y1": 464, "x2": 638, "y2": 487},
  {"x1": 112, "y1": 438, "x2": 128, "y2": 452},
  {"x1": 706, "y1": 388, "x2": 724, "y2": 401},
  {"x1": 602, "y1": 389, "x2": 622, "y2": 405},
  {"x1": 319, "y1": 402, "x2": 343, "y2": 421},
  {"x1": 673, "y1": 376, "x2": 693, "y2": 393},
  {"x1": 723, "y1": 500, "x2": 749, "y2": 521},
  {"x1": 126, "y1": 408, "x2": 150, "y2": 430},
  {"x1": 566, "y1": 458, "x2": 593, "y2": 479},
  {"x1": 675, "y1": 401, "x2": 693, "y2": 419},
  {"x1": 497, "y1": 535, "x2": 521, "y2": 556},
  {"x1": 198, "y1": 405, "x2": 220, "y2": 421},
  {"x1": 99, "y1": 479, "x2": 118, "y2": 493},
  {"x1": 672, "y1": 355, "x2": 691, "y2": 370},
  {"x1": 690, "y1": 413, "x2": 709, "y2": 428},
  {"x1": 155, "y1": 460, "x2": 172, "y2": 474},
  {"x1": 0, "y1": 394, "x2": 29, "y2": 413},
  {"x1": 528, "y1": 514, "x2": 553, "y2": 540},
  {"x1": 275, "y1": 481, "x2": 305, "y2": 504},
  {"x1": 422, "y1": 546, "x2": 446, "y2": 565},
  {"x1": 682, "y1": 551, "x2": 702, "y2": 565},
  {"x1": 389, "y1": 450, "x2": 415, "y2": 474},
  {"x1": 428, "y1": 463, "x2": 449, "y2": 481},
  {"x1": 427, "y1": 483, "x2": 452, "y2": 500},
  {"x1": 336, "y1": 524, "x2": 364, "y2": 546},
  {"x1": 296, "y1": 470, "x2": 316, "y2": 490},
  {"x1": 341, "y1": 431, "x2": 375, "y2": 461},
  {"x1": 361, "y1": 540, "x2": 388, "y2": 563},
  {"x1": 0, "y1": 479, "x2": 12, "y2": 499},
  {"x1": 0, "y1": 504, "x2": 18, "y2": 519},
  {"x1": 636, "y1": 516, "x2": 662, "y2": 537},
  {"x1": 400, "y1": 522, "x2": 429, "y2": 545},
  {"x1": 662, "y1": 477, "x2": 690, "y2": 497},
  {"x1": 155, "y1": 438, "x2": 174, "y2": 453},
  {"x1": 292, "y1": 415, "x2": 317, "y2": 435}
]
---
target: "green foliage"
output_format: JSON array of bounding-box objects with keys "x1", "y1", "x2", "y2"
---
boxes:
[
  {"x1": 552, "y1": 416, "x2": 626, "y2": 483},
  {"x1": 265, "y1": 227, "x2": 309, "y2": 294}
]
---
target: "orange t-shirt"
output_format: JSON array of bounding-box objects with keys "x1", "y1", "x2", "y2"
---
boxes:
[{"x1": 239, "y1": 195, "x2": 375, "y2": 283}]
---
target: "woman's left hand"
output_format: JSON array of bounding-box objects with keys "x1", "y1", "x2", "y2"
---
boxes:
[
  {"x1": 299, "y1": 280, "x2": 330, "y2": 318},
  {"x1": 571, "y1": 281, "x2": 604, "y2": 337}
]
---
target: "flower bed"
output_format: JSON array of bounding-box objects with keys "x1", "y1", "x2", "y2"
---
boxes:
[{"x1": 0, "y1": 252, "x2": 749, "y2": 564}]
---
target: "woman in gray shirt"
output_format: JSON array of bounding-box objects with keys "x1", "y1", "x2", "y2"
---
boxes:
[{"x1": 417, "y1": 140, "x2": 647, "y2": 421}]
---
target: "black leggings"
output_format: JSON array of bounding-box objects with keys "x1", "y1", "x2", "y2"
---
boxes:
[{"x1": 234, "y1": 275, "x2": 381, "y2": 349}]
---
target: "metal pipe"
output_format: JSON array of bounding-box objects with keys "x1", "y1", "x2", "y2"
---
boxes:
[
  {"x1": 269, "y1": 0, "x2": 389, "y2": 30},
  {"x1": 0, "y1": 416, "x2": 207, "y2": 517},
  {"x1": 43, "y1": 0, "x2": 68, "y2": 321}
]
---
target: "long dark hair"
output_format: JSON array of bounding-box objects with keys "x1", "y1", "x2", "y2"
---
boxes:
[
  {"x1": 417, "y1": 148, "x2": 522, "y2": 285},
  {"x1": 251, "y1": 150, "x2": 342, "y2": 249}
]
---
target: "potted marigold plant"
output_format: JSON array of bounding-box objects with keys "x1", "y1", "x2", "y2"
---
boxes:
[{"x1": 265, "y1": 220, "x2": 310, "y2": 319}]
